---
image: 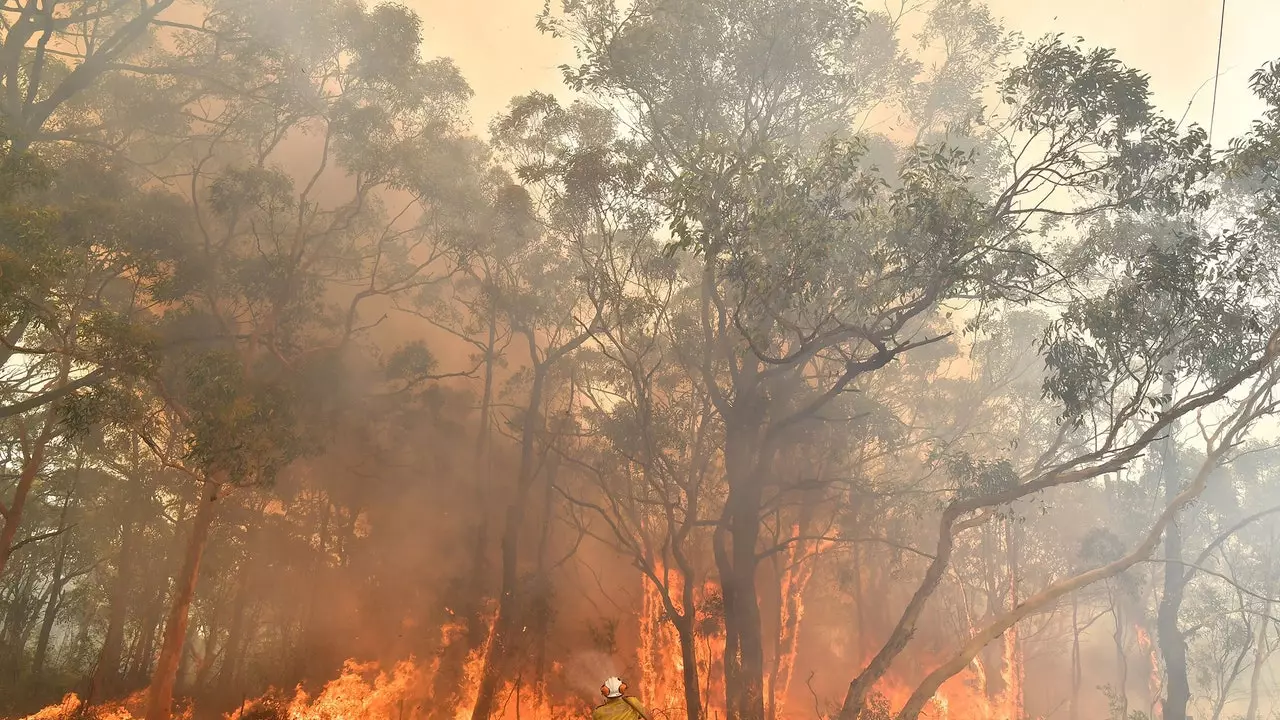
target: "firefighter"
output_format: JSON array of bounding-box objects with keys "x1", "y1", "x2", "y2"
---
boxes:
[{"x1": 592, "y1": 676, "x2": 651, "y2": 720}]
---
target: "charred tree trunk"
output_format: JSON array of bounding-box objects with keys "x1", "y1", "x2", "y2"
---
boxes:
[
  {"x1": 674, "y1": 608, "x2": 703, "y2": 720},
  {"x1": 530, "y1": 448, "x2": 560, "y2": 703},
  {"x1": 766, "y1": 553, "x2": 783, "y2": 720},
  {"x1": 144, "y1": 479, "x2": 220, "y2": 720}
]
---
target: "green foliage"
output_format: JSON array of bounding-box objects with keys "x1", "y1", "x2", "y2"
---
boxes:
[
  {"x1": 938, "y1": 450, "x2": 1018, "y2": 501},
  {"x1": 385, "y1": 341, "x2": 439, "y2": 383},
  {"x1": 174, "y1": 351, "x2": 301, "y2": 487},
  {"x1": 1041, "y1": 224, "x2": 1277, "y2": 423}
]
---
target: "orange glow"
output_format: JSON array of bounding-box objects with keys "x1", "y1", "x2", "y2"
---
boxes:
[
  {"x1": 869, "y1": 671, "x2": 998, "y2": 720},
  {"x1": 18, "y1": 691, "x2": 174, "y2": 720},
  {"x1": 638, "y1": 560, "x2": 727, "y2": 719},
  {"x1": 1134, "y1": 625, "x2": 1162, "y2": 718},
  {"x1": 21, "y1": 566, "x2": 1026, "y2": 720}
]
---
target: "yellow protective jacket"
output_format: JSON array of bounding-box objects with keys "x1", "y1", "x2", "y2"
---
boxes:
[{"x1": 591, "y1": 696, "x2": 648, "y2": 720}]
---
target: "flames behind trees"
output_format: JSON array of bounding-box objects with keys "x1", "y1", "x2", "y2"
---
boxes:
[{"x1": 4, "y1": 2, "x2": 1280, "y2": 720}]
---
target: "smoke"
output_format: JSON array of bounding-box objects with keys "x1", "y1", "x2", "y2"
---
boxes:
[{"x1": 563, "y1": 651, "x2": 620, "y2": 699}]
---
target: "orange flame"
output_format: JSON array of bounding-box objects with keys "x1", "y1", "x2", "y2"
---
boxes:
[
  {"x1": 22, "y1": 558, "x2": 1029, "y2": 720},
  {"x1": 18, "y1": 691, "x2": 176, "y2": 720},
  {"x1": 1133, "y1": 625, "x2": 1162, "y2": 718}
]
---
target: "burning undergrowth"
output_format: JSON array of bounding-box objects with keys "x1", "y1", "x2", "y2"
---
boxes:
[{"x1": 17, "y1": 565, "x2": 1025, "y2": 720}]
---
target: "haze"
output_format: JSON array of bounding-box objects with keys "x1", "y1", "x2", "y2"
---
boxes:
[{"x1": 1, "y1": 3, "x2": 1279, "y2": 720}]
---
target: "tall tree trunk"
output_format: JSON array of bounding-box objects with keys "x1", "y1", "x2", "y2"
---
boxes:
[
  {"x1": 1001, "y1": 518, "x2": 1024, "y2": 720},
  {"x1": 719, "y1": 420, "x2": 769, "y2": 720},
  {"x1": 91, "y1": 503, "x2": 139, "y2": 698},
  {"x1": 1112, "y1": 598, "x2": 1129, "y2": 720},
  {"x1": 432, "y1": 311, "x2": 498, "y2": 720},
  {"x1": 1244, "y1": 596, "x2": 1271, "y2": 720},
  {"x1": 1069, "y1": 594, "x2": 1081, "y2": 720},
  {"x1": 216, "y1": 561, "x2": 252, "y2": 694},
  {"x1": 530, "y1": 449, "x2": 560, "y2": 705},
  {"x1": 669, "y1": 613, "x2": 702, "y2": 720},
  {"x1": 1156, "y1": 429, "x2": 1189, "y2": 719},
  {"x1": 1245, "y1": 532, "x2": 1274, "y2": 720},
  {"x1": 129, "y1": 585, "x2": 166, "y2": 686},
  {"x1": 144, "y1": 479, "x2": 220, "y2": 720},
  {"x1": 31, "y1": 488, "x2": 74, "y2": 676},
  {"x1": 217, "y1": 499, "x2": 266, "y2": 695},
  {"x1": 470, "y1": 364, "x2": 547, "y2": 720},
  {"x1": 294, "y1": 494, "x2": 331, "y2": 679},
  {"x1": 0, "y1": 424, "x2": 53, "y2": 579},
  {"x1": 130, "y1": 497, "x2": 191, "y2": 688},
  {"x1": 470, "y1": 327, "x2": 590, "y2": 720},
  {"x1": 766, "y1": 552, "x2": 783, "y2": 720}
]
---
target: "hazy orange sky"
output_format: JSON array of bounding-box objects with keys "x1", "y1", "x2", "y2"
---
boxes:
[{"x1": 405, "y1": 0, "x2": 1278, "y2": 144}]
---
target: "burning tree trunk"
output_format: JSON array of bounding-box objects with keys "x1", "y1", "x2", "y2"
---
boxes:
[
  {"x1": 767, "y1": 525, "x2": 820, "y2": 720},
  {"x1": 144, "y1": 478, "x2": 221, "y2": 720}
]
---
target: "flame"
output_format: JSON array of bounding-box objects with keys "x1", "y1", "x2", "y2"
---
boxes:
[
  {"x1": 227, "y1": 660, "x2": 423, "y2": 720},
  {"x1": 453, "y1": 610, "x2": 495, "y2": 720},
  {"x1": 21, "y1": 557, "x2": 1028, "y2": 720},
  {"x1": 767, "y1": 525, "x2": 830, "y2": 720},
  {"x1": 1133, "y1": 625, "x2": 1162, "y2": 718},
  {"x1": 637, "y1": 560, "x2": 726, "y2": 719},
  {"x1": 18, "y1": 691, "x2": 178, "y2": 720},
  {"x1": 866, "y1": 667, "x2": 1005, "y2": 720}
]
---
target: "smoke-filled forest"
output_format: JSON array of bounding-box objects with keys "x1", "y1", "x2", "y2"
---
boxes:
[{"x1": 2, "y1": 1, "x2": 1280, "y2": 720}]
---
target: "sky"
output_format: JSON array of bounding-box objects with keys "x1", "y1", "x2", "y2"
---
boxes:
[{"x1": 403, "y1": 0, "x2": 1280, "y2": 145}]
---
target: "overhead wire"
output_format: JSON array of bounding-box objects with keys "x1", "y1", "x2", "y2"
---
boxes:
[{"x1": 1209, "y1": 0, "x2": 1227, "y2": 145}]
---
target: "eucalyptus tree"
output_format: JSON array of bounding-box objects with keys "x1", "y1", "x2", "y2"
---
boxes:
[
  {"x1": 529, "y1": 0, "x2": 1231, "y2": 717},
  {"x1": 29, "y1": 1, "x2": 488, "y2": 717}
]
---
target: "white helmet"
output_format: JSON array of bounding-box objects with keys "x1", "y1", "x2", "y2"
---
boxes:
[{"x1": 601, "y1": 676, "x2": 627, "y2": 699}]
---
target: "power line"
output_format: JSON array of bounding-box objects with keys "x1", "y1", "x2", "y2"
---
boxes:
[{"x1": 1209, "y1": 0, "x2": 1227, "y2": 145}]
